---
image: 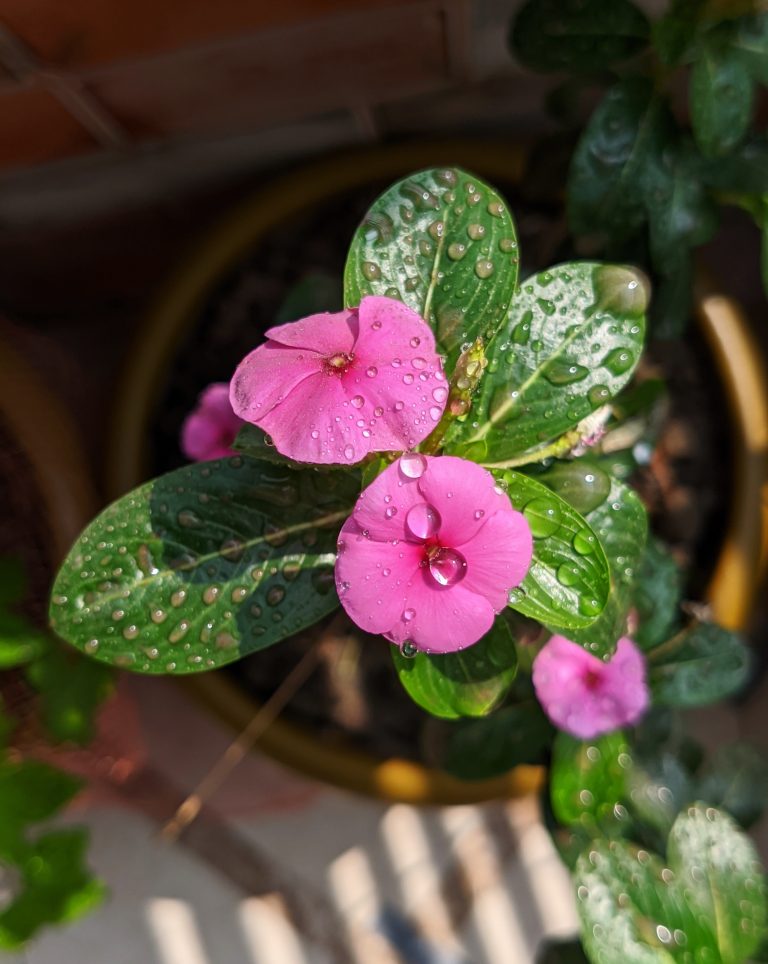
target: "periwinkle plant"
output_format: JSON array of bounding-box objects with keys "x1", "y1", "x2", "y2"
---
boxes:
[{"x1": 50, "y1": 167, "x2": 767, "y2": 962}]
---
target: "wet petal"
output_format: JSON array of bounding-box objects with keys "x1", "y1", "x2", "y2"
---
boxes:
[
  {"x1": 230, "y1": 342, "x2": 321, "y2": 422},
  {"x1": 266, "y1": 310, "x2": 357, "y2": 355},
  {"x1": 459, "y1": 508, "x2": 533, "y2": 611}
]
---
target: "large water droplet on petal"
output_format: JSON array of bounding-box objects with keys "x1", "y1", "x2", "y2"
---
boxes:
[
  {"x1": 403, "y1": 608, "x2": 416, "y2": 622},
  {"x1": 399, "y1": 453, "x2": 426, "y2": 479},
  {"x1": 428, "y1": 548, "x2": 467, "y2": 586},
  {"x1": 406, "y1": 502, "x2": 441, "y2": 540},
  {"x1": 351, "y1": 395, "x2": 364, "y2": 409},
  {"x1": 400, "y1": 639, "x2": 418, "y2": 657}
]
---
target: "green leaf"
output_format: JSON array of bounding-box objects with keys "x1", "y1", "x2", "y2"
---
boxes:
[
  {"x1": 344, "y1": 167, "x2": 519, "y2": 371},
  {"x1": 497, "y1": 470, "x2": 611, "y2": 630},
  {"x1": 700, "y1": 135, "x2": 768, "y2": 192},
  {"x1": 567, "y1": 78, "x2": 668, "y2": 241},
  {"x1": 648, "y1": 622, "x2": 751, "y2": 707},
  {"x1": 392, "y1": 617, "x2": 517, "y2": 719},
  {"x1": 50, "y1": 456, "x2": 358, "y2": 674},
  {"x1": 536, "y1": 939, "x2": 589, "y2": 963},
  {"x1": 0, "y1": 557, "x2": 25, "y2": 609},
  {"x1": 652, "y1": 0, "x2": 706, "y2": 66},
  {"x1": 26, "y1": 646, "x2": 113, "y2": 745},
  {"x1": 510, "y1": 0, "x2": 649, "y2": 73},
  {"x1": 632, "y1": 538, "x2": 682, "y2": 651},
  {"x1": 0, "y1": 761, "x2": 82, "y2": 830},
  {"x1": 232, "y1": 424, "x2": 345, "y2": 472},
  {"x1": 627, "y1": 750, "x2": 694, "y2": 835},
  {"x1": 440, "y1": 701, "x2": 553, "y2": 780},
  {"x1": 697, "y1": 743, "x2": 768, "y2": 829},
  {"x1": 273, "y1": 270, "x2": 341, "y2": 324},
  {"x1": 547, "y1": 473, "x2": 647, "y2": 656},
  {"x1": 667, "y1": 805, "x2": 767, "y2": 962},
  {"x1": 731, "y1": 14, "x2": 768, "y2": 84},
  {"x1": 0, "y1": 829, "x2": 105, "y2": 950},
  {"x1": 550, "y1": 730, "x2": 632, "y2": 831},
  {"x1": 445, "y1": 262, "x2": 647, "y2": 465},
  {"x1": 690, "y1": 44, "x2": 753, "y2": 156}
]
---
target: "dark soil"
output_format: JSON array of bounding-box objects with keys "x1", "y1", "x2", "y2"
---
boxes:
[{"x1": 147, "y1": 177, "x2": 731, "y2": 764}]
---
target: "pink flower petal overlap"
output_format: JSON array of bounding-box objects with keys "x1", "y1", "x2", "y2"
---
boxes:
[
  {"x1": 532, "y1": 635, "x2": 649, "y2": 739},
  {"x1": 230, "y1": 296, "x2": 448, "y2": 464},
  {"x1": 335, "y1": 455, "x2": 534, "y2": 654},
  {"x1": 181, "y1": 383, "x2": 243, "y2": 462}
]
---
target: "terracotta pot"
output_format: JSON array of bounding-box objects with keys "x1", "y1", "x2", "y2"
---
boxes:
[{"x1": 107, "y1": 142, "x2": 768, "y2": 805}]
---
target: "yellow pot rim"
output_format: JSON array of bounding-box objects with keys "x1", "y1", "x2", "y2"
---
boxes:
[{"x1": 108, "y1": 141, "x2": 768, "y2": 806}]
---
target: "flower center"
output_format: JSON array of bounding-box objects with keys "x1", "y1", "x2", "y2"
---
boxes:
[
  {"x1": 323, "y1": 351, "x2": 355, "y2": 375},
  {"x1": 583, "y1": 667, "x2": 603, "y2": 691},
  {"x1": 426, "y1": 546, "x2": 467, "y2": 587}
]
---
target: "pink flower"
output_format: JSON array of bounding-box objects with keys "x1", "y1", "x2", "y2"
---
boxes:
[
  {"x1": 335, "y1": 455, "x2": 533, "y2": 654},
  {"x1": 229, "y1": 296, "x2": 447, "y2": 464},
  {"x1": 181, "y1": 383, "x2": 243, "y2": 461},
  {"x1": 532, "y1": 635, "x2": 649, "y2": 739}
]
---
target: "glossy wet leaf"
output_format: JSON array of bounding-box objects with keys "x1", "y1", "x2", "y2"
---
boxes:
[
  {"x1": 697, "y1": 743, "x2": 768, "y2": 829},
  {"x1": 632, "y1": 538, "x2": 682, "y2": 651},
  {"x1": 511, "y1": 0, "x2": 649, "y2": 73},
  {"x1": 0, "y1": 829, "x2": 105, "y2": 950},
  {"x1": 392, "y1": 617, "x2": 517, "y2": 719},
  {"x1": 440, "y1": 701, "x2": 553, "y2": 780},
  {"x1": 690, "y1": 43, "x2": 753, "y2": 156},
  {"x1": 26, "y1": 646, "x2": 113, "y2": 745},
  {"x1": 550, "y1": 731, "x2": 631, "y2": 831},
  {"x1": 233, "y1": 424, "x2": 321, "y2": 468},
  {"x1": 446, "y1": 262, "x2": 647, "y2": 465},
  {"x1": 50, "y1": 456, "x2": 358, "y2": 674},
  {"x1": 548, "y1": 474, "x2": 647, "y2": 657},
  {"x1": 648, "y1": 622, "x2": 751, "y2": 707},
  {"x1": 627, "y1": 751, "x2": 693, "y2": 835},
  {"x1": 344, "y1": 167, "x2": 519, "y2": 371},
  {"x1": 496, "y1": 470, "x2": 611, "y2": 630},
  {"x1": 667, "y1": 805, "x2": 767, "y2": 961}
]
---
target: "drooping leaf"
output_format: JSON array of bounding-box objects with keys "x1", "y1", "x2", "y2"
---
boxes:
[
  {"x1": 510, "y1": 0, "x2": 649, "y2": 73},
  {"x1": 697, "y1": 743, "x2": 768, "y2": 829},
  {"x1": 445, "y1": 262, "x2": 647, "y2": 465},
  {"x1": 50, "y1": 456, "x2": 358, "y2": 674},
  {"x1": 440, "y1": 701, "x2": 553, "y2": 780},
  {"x1": 550, "y1": 730, "x2": 632, "y2": 832},
  {"x1": 667, "y1": 805, "x2": 767, "y2": 961},
  {"x1": 496, "y1": 470, "x2": 611, "y2": 630},
  {"x1": 632, "y1": 538, "x2": 682, "y2": 651},
  {"x1": 0, "y1": 829, "x2": 105, "y2": 950},
  {"x1": 26, "y1": 646, "x2": 113, "y2": 745},
  {"x1": 648, "y1": 622, "x2": 751, "y2": 707},
  {"x1": 392, "y1": 617, "x2": 518, "y2": 719},
  {"x1": 690, "y1": 43, "x2": 753, "y2": 156},
  {"x1": 546, "y1": 473, "x2": 647, "y2": 656},
  {"x1": 344, "y1": 167, "x2": 519, "y2": 371}
]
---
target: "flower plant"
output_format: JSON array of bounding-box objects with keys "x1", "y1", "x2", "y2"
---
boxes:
[{"x1": 49, "y1": 166, "x2": 767, "y2": 961}]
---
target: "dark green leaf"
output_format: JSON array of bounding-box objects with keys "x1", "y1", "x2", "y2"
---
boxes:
[
  {"x1": 648, "y1": 622, "x2": 751, "y2": 707},
  {"x1": 26, "y1": 646, "x2": 113, "y2": 745},
  {"x1": 652, "y1": 0, "x2": 706, "y2": 66},
  {"x1": 273, "y1": 270, "x2": 341, "y2": 325},
  {"x1": 497, "y1": 470, "x2": 611, "y2": 630},
  {"x1": 550, "y1": 730, "x2": 632, "y2": 830},
  {"x1": 697, "y1": 743, "x2": 768, "y2": 829},
  {"x1": 700, "y1": 136, "x2": 768, "y2": 192},
  {"x1": 392, "y1": 617, "x2": 517, "y2": 719},
  {"x1": 233, "y1": 424, "x2": 322, "y2": 469},
  {"x1": 690, "y1": 44, "x2": 753, "y2": 156},
  {"x1": 534, "y1": 461, "x2": 612, "y2": 515},
  {"x1": 50, "y1": 456, "x2": 357, "y2": 674},
  {"x1": 344, "y1": 167, "x2": 519, "y2": 371},
  {"x1": 441, "y1": 702, "x2": 553, "y2": 780},
  {"x1": 551, "y1": 475, "x2": 648, "y2": 656},
  {"x1": 510, "y1": 0, "x2": 649, "y2": 73},
  {"x1": 632, "y1": 537, "x2": 682, "y2": 650},
  {"x1": 0, "y1": 761, "x2": 81, "y2": 830},
  {"x1": 628, "y1": 751, "x2": 694, "y2": 834},
  {"x1": 0, "y1": 557, "x2": 25, "y2": 609},
  {"x1": 0, "y1": 829, "x2": 105, "y2": 950},
  {"x1": 667, "y1": 804, "x2": 767, "y2": 961},
  {"x1": 731, "y1": 14, "x2": 768, "y2": 84},
  {"x1": 445, "y1": 262, "x2": 647, "y2": 464},
  {"x1": 536, "y1": 938, "x2": 589, "y2": 963},
  {"x1": 567, "y1": 79, "x2": 668, "y2": 241}
]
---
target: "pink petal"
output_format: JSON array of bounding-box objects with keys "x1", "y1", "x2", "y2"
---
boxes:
[
  {"x1": 459, "y1": 509, "x2": 534, "y2": 611},
  {"x1": 181, "y1": 383, "x2": 243, "y2": 461},
  {"x1": 335, "y1": 520, "x2": 423, "y2": 634},
  {"x1": 533, "y1": 635, "x2": 649, "y2": 740},
  {"x1": 357, "y1": 296, "x2": 439, "y2": 359},
  {"x1": 348, "y1": 458, "x2": 429, "y2": 542},
  {"x1": 230, "y1": 342, "x2": 321, "y2": 422},
  {"x1": 266, "y1": 310, "x2": 357, "y2": 355},
  {"x1": 384, "y1": 573, "x2": 496, "y2": 654},
  {"x1": 198, "y1": 383, "x2": 239, "y2": 425},
  {"x1": 416, "y1": 456, "x2": 510, "y2": 548}
]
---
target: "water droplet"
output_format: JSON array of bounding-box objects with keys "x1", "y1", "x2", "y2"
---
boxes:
[
  {"x1": 52, "y1": 594, "x2": 68, "y2": 606},
  {"x1": 215, "y1": 631, "x2": 238, "y2": 650},
  {"x1": 536, "y1": 298, "x2": 556, "y2": 316},
  {"x1": 344, "y1": 445, "x2": 355, "y2": 460},
  {"x1": 171, "y1": 588, "x2": 187, "y2": 607},
  {"x1": 122, "y1": 624, "x2": 139, "y2": 640},
  {"x1": 487, "y1": 201, "x2": 504, "y2": 217},
  {"x1": 362, "y1": 261, "x2": 381, "y2": 280},
  {"x1": 403, "y1": 608, "x2": 416, "y2": 622},
  {"x1": 473, "y1": 509, "x2": 485, "y2": 520},
  {"x1": 499, "y1": 238, "x2": 517, "y2": 252},
  {"x1": 447, "y1": 242, "x2": 466, "y2": 260},
  {"x1": 366, "y1": 366, "x2": 378, "y2": 378},
  {"x1": 85, "y1": 639, "x2": 100, "y2": 654},
  {"x1": 231, "y1": 587, "x2": 248, "y2": 603},
  {"x1": 385, "y1": 506, "x2": 398, "y2": 519},
  {"x1": 603, "y1": 347, "x2": 635, "y2": 375},
  {"x1": 399, "y1": 453, "x2": 426, "y2": 479},
  {"x1": 400, "y1": 640, "x2": 418, "y2": 658},
  {"x1": 475, "y1": 260, "x2": 494, "y2": 279},
  {"x1": 557, "y1": 563, "x2": 580, "y2": 587},
  {"x1": 111, "y1": 609, "x2": 125, "y2": 621},
  {"x1": 573, "y1": 530, "x2": 597, "y2": 555},
  {"x1": 545, "y1": 361, "x2": 589, "y2": 385},
  {"x1": 266, "y1": 586, "x2": 285, "y2": 606},
  {"x1": 594, "y1": 265, "x2": 650, "y2": 316},
  {"x1": 588, "y1": 384, "x2": 611, "y2": 407},
  {"x1": 508, "y1": 587, "x2": 526, "y2": 605},
  {"x1": 579, "y1": 596, "x2": 602, "y2": 617},
  {"x1": 429, "y1": 406, "x2": 442, "y2": 421},
  {"x1": 178, "y1": 509, "x2": 201, "y2": 528},
  {"x1": 467, "y1": 223, "x2": 486, "y2": 240},
  {"x1": 428, "y1": 547, "x2": 467, "y2": 586},
  {"x1": 428, "y1": 220, "x2": 445, "y2": 240},
  {"x1": 203, "y1": 585, "x2": 220, "y2": 604},
  {"x1": 523, "y1": 498, "x2": 563, "y2": 538},
  {"x1": 351, "y1": 395, "x2": 364, "y2": 409},
  {"x1": 169, "y1": 620, "x2": 190, "y2": 643},
  {"x1": 406, "y1": 503, "x2": 442, "y2": 540},
  {"x1": 432, "y1": 386, "x2": 448, "y2": 403}
]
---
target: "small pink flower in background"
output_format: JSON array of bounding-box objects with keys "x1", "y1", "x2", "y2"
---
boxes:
[
  {"x1": 230, "y1": 296, "x2": 447, "y2": 464},
  {"x1": 533, "y1": 635, "x2": 649, "y2": 739},
  {"x1": 335, "y1": 455, "x2": 533, "y2": 654},
  {"x1": 181, "y1": 383, "x2": 243, "y2": 461}
]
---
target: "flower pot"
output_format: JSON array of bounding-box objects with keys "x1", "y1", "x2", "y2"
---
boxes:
[{"x1": 107, "y1": 141, "x2": 768, "y2": 805}]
